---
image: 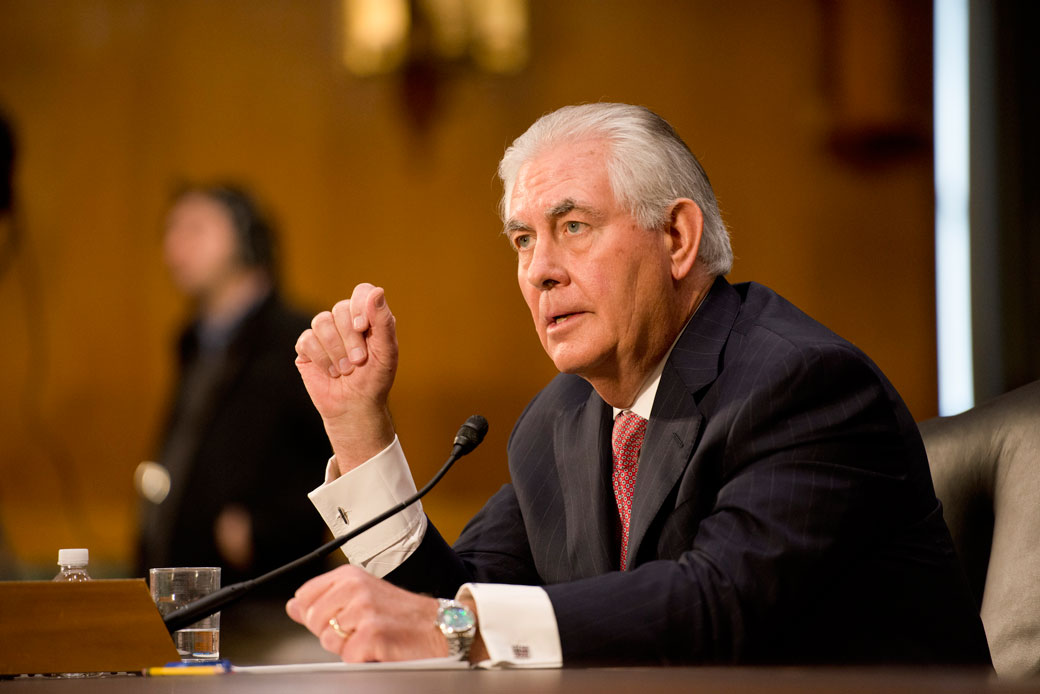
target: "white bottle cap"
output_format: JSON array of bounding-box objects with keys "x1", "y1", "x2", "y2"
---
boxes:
[{"x1": 57, "y1": 548, "x2": 89, "y2": 566}]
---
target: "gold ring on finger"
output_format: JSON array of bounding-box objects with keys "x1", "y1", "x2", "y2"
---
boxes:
[{"x1": 328, "y1": 616, "x2": 349, "y2": 639}]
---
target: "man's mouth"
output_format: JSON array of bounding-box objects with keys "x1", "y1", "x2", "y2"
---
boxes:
[{"x1": 548, "y1": 312, "x2": 581, "y2": 327}]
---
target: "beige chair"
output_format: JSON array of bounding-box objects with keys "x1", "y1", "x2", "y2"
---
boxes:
[{"x1": 919, "y1": 380, "x2": 1040, "y2": 678}]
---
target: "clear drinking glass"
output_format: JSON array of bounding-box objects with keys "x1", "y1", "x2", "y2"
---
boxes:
[{"x1": 149, "y1": 567, "x2": 221, "y2": 662}]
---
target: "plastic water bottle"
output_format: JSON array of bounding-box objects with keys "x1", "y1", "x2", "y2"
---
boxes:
[
  {"x1": 51, "y1": 549, "x2": 94, "y2": 678},
  {"x1": 53, "y1": 548, "x2": 91, "y2": 582}
]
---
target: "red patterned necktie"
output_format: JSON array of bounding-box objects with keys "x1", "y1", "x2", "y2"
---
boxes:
[{"x1": 612, "y1": 411, "x2": 647, "y2": 570}]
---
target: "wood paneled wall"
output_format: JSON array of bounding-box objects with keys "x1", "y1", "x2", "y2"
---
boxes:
[{"x1": 0, "y1": 0, "x2": 935, "y2": 571}]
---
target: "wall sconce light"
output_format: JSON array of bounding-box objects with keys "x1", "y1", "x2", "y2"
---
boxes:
[{"x1": 341, "y1": 0, "x2": 528, "y2": 76}]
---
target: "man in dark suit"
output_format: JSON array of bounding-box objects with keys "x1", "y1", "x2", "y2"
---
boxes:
[{"x1": 286, "y1": 104, "x2": 990, "y2": 667}]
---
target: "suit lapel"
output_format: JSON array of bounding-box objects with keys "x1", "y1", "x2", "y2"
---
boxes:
[
  {"x1": 626, "y1": 277, "x2": 742, "y2": 569},
  {"x1": 554, "y1": 387, "x2": 615, "y2": 578}
]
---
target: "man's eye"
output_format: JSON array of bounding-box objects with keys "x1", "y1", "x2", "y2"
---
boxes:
[
  {"x1": 514, "y1": 234, "x2": 532, "y2": 250},
  {"x1": 564, "y1": 221, "x2": 584, "y2": 234}
]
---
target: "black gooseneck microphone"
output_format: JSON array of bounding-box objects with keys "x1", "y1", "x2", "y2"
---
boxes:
[{"x1": 162, "y1": 415, "x2": 489, "y2": 634}]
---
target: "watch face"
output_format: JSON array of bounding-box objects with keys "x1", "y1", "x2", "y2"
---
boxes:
[{"x1": 440, "y1": 606, "x2": 475, "y2": 633}]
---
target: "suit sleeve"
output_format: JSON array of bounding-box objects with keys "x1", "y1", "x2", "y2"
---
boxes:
[
  {"x1": 386, "y1": 481, "x2": 543, "y2": 596},
  {"x1": 386, "y1": 389, "x2": 551, "y2": 596}
]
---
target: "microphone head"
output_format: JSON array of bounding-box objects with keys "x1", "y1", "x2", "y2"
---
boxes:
[{"x1": 453, "y1": 415, "x2": 489, "y2": 455}]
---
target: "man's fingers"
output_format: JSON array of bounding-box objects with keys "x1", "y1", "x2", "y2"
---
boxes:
[
  {"x1": 292, "y1": 565, "x2": 363, "y2": 636},
  {"x1": 296, "y1": 285, "x2": 395, "y2": 378},
  {"x1": 363, "y1": 286, "x2": 397, "y2": 368},
  {"x1": 332, "y1": 296, "x2": 368, "y2": 369},
  {"x1": 290, "y1": 565, "x2": 379, "y2": 659},
  {"x1": 349, "y1": 284, "x2": 375, "y2": 333},
  {"x1": 294, "y1": 337, "x2": 312, "y2": 363},
  {"x1": 341, "y1": 284, "x2": 378, "y2": 364},
  {"x1": 290, "y1": 567, "x2": 341, "y2": 633},
  {"x1": 320, "y1": 617, "x2": 353, "y2": 656},
  {"x1": 290, "y1": 564, "x2": 447, "y2": 663},
  {"x1": 311, "y1": 310, "x2": 354, "y2": 377},
  {"x1": 294, "y1": 564, "x2": 345, "y2": 602},
  {"x1": 285, "y1": 597, "x2": 303, "y2": 623},
  {"x1": 332, "y1": 284, "x2": 395, "y2": 370},
  {"x1": 295, "y1": 328, "x2": 332, "y2": 372},
  {"x1": 338, "y1": 622, "x2": 377, "y2": 662}
]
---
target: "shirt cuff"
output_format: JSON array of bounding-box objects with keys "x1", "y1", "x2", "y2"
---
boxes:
[
  {"x1": 307, "y1": 435, "x2": 426, "y2": 577},
  {"x1": 457, "y1": 583, "x2": 562, "y2": 669}
]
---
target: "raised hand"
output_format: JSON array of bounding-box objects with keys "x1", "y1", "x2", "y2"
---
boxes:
[{"x1": 295, "y1": 283, "x2": 398, "y2": 473}]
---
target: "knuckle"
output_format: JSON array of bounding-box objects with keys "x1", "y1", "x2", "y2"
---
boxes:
[
  {"x1": 311, "y1": 310, "x2": 333, "y2": 330},
  {"x1": 354, "y1": 598, "x2": 377, "y2": 620},
  {"x1": 335, "y1": 564, "x2": 360, "y2": 581},
  {"x1": 352, "y1": 622, "x2": 378, "y2": 647}
]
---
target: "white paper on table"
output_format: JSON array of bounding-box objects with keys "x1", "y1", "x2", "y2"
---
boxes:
[{"x1": 231, "y1": 657, "x2": 469, "y2": 674}]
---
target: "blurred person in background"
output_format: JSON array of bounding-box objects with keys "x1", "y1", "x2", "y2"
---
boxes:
[{"x1": 138, "y1": 183, "x2": 330, "y2": 659}]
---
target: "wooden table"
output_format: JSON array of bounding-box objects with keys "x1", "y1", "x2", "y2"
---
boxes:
[{"x1": 4, "y1": 666, "x2": 1039, "y2": 693}]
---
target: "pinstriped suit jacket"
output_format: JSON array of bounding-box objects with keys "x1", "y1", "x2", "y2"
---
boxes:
[{"x1": 390, "y1": 278, "x2": 991, "y2": 666}]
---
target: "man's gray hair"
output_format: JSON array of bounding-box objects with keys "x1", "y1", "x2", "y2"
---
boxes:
[{"x1": 498, "y1": 103, "x2": 732, "y2": 276}]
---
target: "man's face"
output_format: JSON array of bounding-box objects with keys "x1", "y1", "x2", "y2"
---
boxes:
[
  {"x1": 505, "y1": 139, "x2": 677, "y2": 389},
  {"x1": 163, "y1": 193, "x2": 241, "y2": 299}
]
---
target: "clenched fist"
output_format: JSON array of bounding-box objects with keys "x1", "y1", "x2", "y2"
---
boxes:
[{"x1": 295, "y1": 283, "x2": 398, "y2": 474}]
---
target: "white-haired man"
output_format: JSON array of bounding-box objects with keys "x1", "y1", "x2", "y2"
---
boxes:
[{"x1": 287, "y1": 104, "x2": 990, "y2": 667}]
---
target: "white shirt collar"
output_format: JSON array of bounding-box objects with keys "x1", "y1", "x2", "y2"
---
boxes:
[
  {"x1": 611, "y1": 312, "x2": 696, "y2": 421},
  {"x1": 612, "y1": 356, "x2": 667, "y2": 421}
]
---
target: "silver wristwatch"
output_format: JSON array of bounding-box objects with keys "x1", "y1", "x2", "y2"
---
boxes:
[{"x1": 435, "y1": 598, "x2": 476, "y2": 659}]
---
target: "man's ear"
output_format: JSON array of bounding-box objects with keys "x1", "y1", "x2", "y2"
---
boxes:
[{"x1": 666, "y1": 198, "x2": 703, "y2": 281}]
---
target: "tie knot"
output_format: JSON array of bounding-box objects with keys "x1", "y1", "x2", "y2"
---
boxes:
[
  {"x1": 612, "y1": 411, "x2": 647, "y2": 468},
  {"x1": 615, "y1": 410, "x2": 647, "y2": 431}
]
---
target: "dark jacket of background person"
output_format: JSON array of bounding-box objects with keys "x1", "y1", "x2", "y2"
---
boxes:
[{"x1": 139, "y1": 291, "x2": 329, "y2": 586}]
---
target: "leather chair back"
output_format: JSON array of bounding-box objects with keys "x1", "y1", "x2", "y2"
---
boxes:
[{"x1": 919, "y1": 380, "x2": 1040, "y2": 678}]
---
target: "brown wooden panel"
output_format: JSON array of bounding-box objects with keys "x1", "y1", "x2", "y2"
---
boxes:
[{"x1": 0, "y1": 578, "x2": 180, "y2": 674}]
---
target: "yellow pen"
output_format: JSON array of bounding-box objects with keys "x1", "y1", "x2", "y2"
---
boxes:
[{"x1": 146, "y1": 659, "x2": 231, "y2": 676}]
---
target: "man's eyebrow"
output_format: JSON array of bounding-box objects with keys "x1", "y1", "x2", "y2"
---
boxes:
[
  {"x1": 546, "y1": 199, "x2": 578, "y2": 219},
  {"x1": 547, "y1": 198, "x2": 603, "y2": 222},
  {"x1": 503, "y1": 219, "x2": 531, "y2": 236},
  {"x1": 502, "y1": 198, "x2": 604, "y2": 235}
]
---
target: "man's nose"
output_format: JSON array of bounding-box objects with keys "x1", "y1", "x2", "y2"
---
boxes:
[{"x1": 524, "y1": 236, "x2": 567, "y2": 290}]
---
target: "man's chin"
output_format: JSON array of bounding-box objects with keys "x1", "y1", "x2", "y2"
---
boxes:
[
  {"x1": 547, "y1": 351, "x2": 598, "y2": 379},
  {"x1": 548, "y1": 355, "x2": 580, "y2": 375}
]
